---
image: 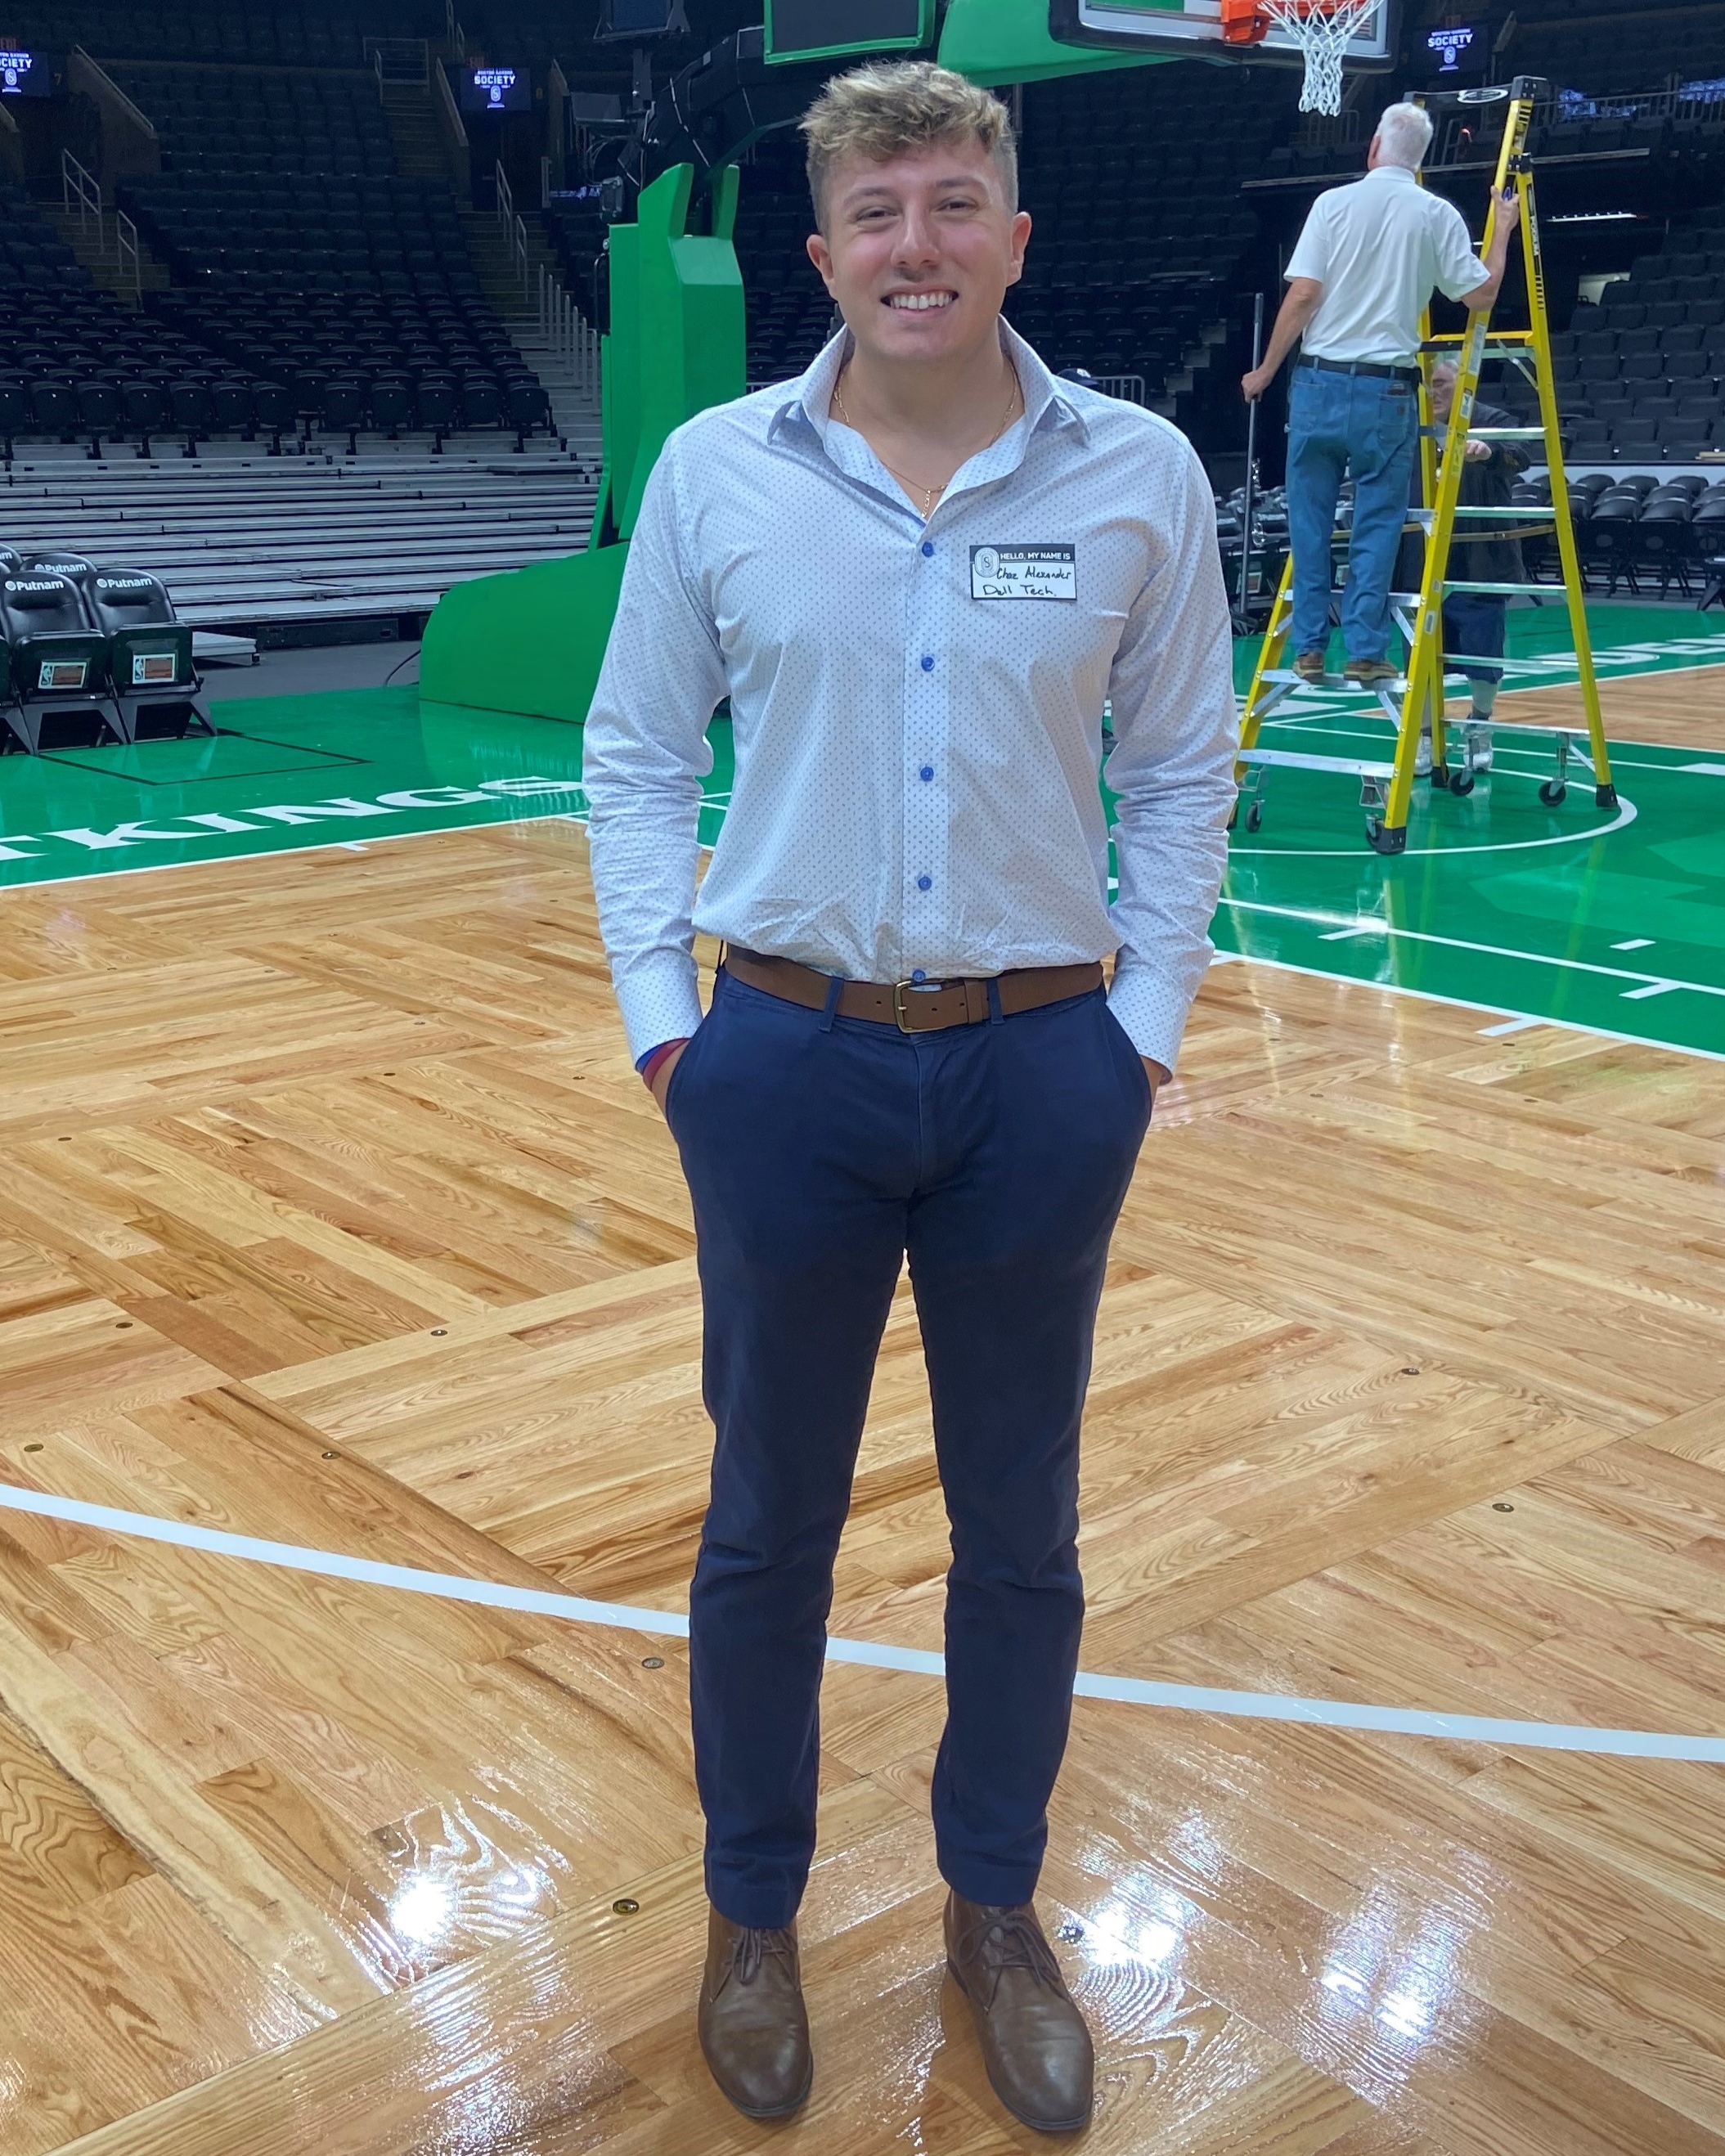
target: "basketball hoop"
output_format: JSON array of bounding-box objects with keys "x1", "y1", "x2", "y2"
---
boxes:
[{"x1": 1220, "y1": 0, "x2": 1384, "y2": 116}]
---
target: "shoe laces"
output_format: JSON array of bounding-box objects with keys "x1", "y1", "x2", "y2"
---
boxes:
[
  {"x1": 959, "y1": 1906, "x2": 1064, "y2": 1994},
  {"x1": 728, "y1": 1925, "x2": 797, "y2": 1987}
]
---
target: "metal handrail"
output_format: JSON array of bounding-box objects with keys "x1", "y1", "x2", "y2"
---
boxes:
[
  {"x1": 61, "y1": 146, "x2": 104, "y2": 242},
  {"x1": 537, "y1": 260, "x2": 602, "y2": 402},
  {"x1": 116, "y1": 208, "x2": 141, "y2": 300},
  {"x1": 496, "y1": 159, "x2": 530, "y2": 299},
  {"x1": 366, "y1": 36, "x2": 430, "y2": 88},
  {"x1": 434, "y1": 47, "x2": 468, "y2": 150},
  {"x1": 1094, "y1": 375, "x2": 1146, "y2": 404},
  {"x1": 69, "y1": 45, "x2": 157, "y2": 140}
]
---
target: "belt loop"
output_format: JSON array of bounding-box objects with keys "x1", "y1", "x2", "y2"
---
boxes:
[
  {"x1": 818, "y1": 970, "x2": 843, "y2": 1034},
  {"x1": 987, "y1": 976, "x2": 1004, "y2": 1026}
]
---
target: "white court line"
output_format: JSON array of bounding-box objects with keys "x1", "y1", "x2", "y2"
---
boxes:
[
  {"x1": 1477, "y1": 1014, "x2": 1545, "y2": 1037},
  {"x1": 1223, "y1": 894, "x2": 1725, "y2": 1004},
  {"x1": 2, "y1": 1482, "x2": 1724, "y2": 1763},
  {"x1": 1209, "y1": 946, "x2": 1725, "y2": 1067}
]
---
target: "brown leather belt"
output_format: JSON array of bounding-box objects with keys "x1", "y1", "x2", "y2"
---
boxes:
[{"x1": 721, "y1": 947, "x2": 1103, "y2": 1034}]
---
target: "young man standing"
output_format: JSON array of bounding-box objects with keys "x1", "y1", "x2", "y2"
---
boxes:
[
  {"x1": 583, "y1": 61, "x2": 1237, "y2": 2136},
  {"x1": 1242, "y1": 101, "x2": 1520, "y2": 688}
]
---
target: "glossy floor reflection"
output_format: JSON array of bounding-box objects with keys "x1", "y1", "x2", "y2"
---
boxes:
[{"x1": 0, "y1": 655, "x2": 1721, "y2": 2154}]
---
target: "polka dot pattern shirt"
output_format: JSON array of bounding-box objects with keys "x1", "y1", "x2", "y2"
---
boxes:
[{"x1": 583, "y1": 321, "x2": 1239, "y2": 1073}]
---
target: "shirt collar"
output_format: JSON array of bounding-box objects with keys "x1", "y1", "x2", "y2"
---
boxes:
[
  {"x1": 769, "y1": 316, "x2": 1089, "y2": 451},
  {"x1": 1365, "y1": 163, "x2": 1418, "y2": 186}
]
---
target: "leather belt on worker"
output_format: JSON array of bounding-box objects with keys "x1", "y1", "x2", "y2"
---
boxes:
[
  {"x1": 721, "y1": 946, "x2": 1104, "y2": 1035},
  {"x1": 1296, "y1": 354, "x2": 1422, "y2": 384}
]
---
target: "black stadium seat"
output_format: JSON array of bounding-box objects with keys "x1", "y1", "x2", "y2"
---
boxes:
[
  {"x1": 83, "y1": 571, "x2": 210, "y2": 742},
  {"x1": 121, "y1": 381, "x2": 171, "y2": 457},
  {"x1": 0, "y1": 572, "x2": 118, "y2": 753},
  {"x1": 29, "y1": 380, "x2": 77, "y2": 442},
  {"x1": 76, "y1": 380, "x2": 120, "y2": 457}
]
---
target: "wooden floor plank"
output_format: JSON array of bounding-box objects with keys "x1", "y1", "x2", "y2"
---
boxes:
[{"x1": 0, "y1": 736, "x2": 1718, "y2": 2152}]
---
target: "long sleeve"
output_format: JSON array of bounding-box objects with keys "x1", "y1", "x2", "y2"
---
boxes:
[
  {"x1": 582, "y1": 442, "x2": 730, "y2": 1060},
  {"x1": 1103, "y1": 441, "x2": 1240, "y2": 1074}
]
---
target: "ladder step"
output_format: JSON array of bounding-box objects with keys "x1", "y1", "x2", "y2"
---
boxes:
[
  {"x1": 1425, "y1": 331, "x2": 1535, "y2": 344},
  {"x1": 1239, "y1": 748, "x2": 1399, "y2": 778},
  {"x1": 1407, "y1": 507, "x2": 1560, "y2": 522},
  {"x1": 1439, "y1": 580, "x2": 1561, "y2": 595}
]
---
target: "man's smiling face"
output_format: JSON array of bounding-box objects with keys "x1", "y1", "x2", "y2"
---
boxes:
[{"x1": 806, "y1": 137, "x2": 1031, "y2": 375}]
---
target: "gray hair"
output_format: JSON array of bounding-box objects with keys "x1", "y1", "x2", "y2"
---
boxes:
[{"x1": 1375, "y1": 101, "x2": 1435, "y2": 170}]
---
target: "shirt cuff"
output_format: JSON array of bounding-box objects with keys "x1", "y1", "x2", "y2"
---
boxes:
[
  {"x1": 636, "y1": 1038, "x2": 690, "y2": 1089},
  {"x1": 612, "y1": 952, "x2": 707, "y2": 1064},
  {"x1": 1107, "y1": 959, "x2": 1206, "y2": 1076}
]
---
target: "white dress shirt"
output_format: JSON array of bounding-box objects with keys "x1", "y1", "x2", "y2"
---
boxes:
[
  {"x1": 582, "y1": 321, "x2": 1238, "y2": 1073},
  {"x1": 1287, "y1": 164, "x2": 1489, "y2": 366}
]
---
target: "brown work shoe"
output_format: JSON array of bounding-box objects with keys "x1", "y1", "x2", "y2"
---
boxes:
[
  {"x1": 1343, "y1": 656, "x2": 1400, "y2": 686},
  {"x1": 697, "y1": 1907, "x2": 812, "y2": 2120},
  {"x1": 1292, "y1": 649, "x2": 1328, "y2": 683},
  {"x1": 945, "y1": 1893, "x2": 1094, "y2": 2135}
]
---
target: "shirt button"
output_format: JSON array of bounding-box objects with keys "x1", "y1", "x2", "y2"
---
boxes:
[
  {"x1": 920, "y1": 654, "x2": 936, "y2": 672},
  {"x1": 911, "y1": 968, "x2": 928, "y2": 983},
  {"x1": 917, "y1": 874, "x2": 932, "y2": 892},
  {"x1": 919, "y1": 765, "x2": 934, "y2": 781},
  {"x1": 921, "y1": 541, "x2": 935, "y2": 558}
]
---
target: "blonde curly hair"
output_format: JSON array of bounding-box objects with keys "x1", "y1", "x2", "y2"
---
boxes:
[{"x1": 800, "y1": 60, "x2": 1017, "y2": 230}]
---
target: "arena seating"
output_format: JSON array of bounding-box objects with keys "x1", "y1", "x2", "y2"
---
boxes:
[
  {"x1": 1550, "y1": 210, "x2": 1725, "y2": 467},
  {"x1": 0, "y1": 58, "x2": 554, "y2": 457},
  {"x1": 1507, "y1": 0, "x2": 1725, "y2": 97},
  {"x1": 0, "y1": 179, "x2": 295, "y2": 460},
  {"x1": 0, "y1": 1, "x2": 438, "y2": 70},
  {"x1": 109, "y1": 62, "x2": 398, "y2": 177}
]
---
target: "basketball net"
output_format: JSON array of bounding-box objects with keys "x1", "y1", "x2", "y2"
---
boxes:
[{"x1": 1256, "y1": 0, "x2": 1381, "y2": 115}]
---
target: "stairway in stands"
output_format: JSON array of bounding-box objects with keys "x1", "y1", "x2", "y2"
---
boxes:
[
  {"x1": 50, "y1": 204, "x2": 173, "y2": 299},
  {"x1": 459, "y1": 202, "x2": 604, "y2": 465},
  {"x1": 377, "y1": 68, "x2": 603, "y2": 465}
]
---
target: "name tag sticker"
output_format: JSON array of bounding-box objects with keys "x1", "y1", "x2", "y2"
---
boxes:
[{"x1": 970, "y1": 544, "x2": 1077, "y2": 602}]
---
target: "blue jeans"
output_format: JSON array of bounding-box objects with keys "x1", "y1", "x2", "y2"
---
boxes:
[
  {"x1": 1286, "y1": 363, "x2": 1420, "y2": 663},
  {"x1": 666, "y1": 966, "x2": 1151, "y2": 1929}
]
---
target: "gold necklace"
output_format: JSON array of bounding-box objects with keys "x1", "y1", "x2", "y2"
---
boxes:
[{"x1": 832, "y1": 363, "x2": 1023, "y2": 516}]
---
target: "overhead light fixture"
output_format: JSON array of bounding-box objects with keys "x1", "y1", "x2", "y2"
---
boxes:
[{"x1": 1548, "y1": 210, "x2": 1641, "y2": 223}]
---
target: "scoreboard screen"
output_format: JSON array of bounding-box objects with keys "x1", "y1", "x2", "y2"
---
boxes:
[
  {"x1": 765, "y1": 0, "x2": 933, "y2": 65},
  {"x1": 1, "y1": 47, "x2": 55, "y2": 97},
  {"x1": 460, "y1": 65, "x2": 532, "y2": 113}
]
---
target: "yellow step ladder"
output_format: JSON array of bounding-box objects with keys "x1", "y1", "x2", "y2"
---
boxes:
[{"x1": 1236, "y1": 74, "x2": 1617, "y2": 854}]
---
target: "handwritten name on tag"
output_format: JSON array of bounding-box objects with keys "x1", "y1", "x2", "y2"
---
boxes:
[{"x1": 970, "y1": 544, "x2": 1077, "y2": 602}]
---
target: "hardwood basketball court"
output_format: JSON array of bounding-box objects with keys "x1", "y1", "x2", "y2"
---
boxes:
[{"x1": 1, "y1": 632, "x2": 1723, "y2": 2155}]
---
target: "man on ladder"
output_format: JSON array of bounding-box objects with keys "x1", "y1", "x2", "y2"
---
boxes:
[{"x1": 1242, "y1": 101, "x2": 1520, "y2": 688}]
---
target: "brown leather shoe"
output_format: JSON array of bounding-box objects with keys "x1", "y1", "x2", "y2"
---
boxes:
[
  {"x1": 1343, "y1": 656, "x2": 1400, "y2": 686},
  {"x1": 1292, "y1": 650, "x2": 1328, "y2": 683},
  {"x1": 945, "y1": 1893, "x2": 1094, "y2": 2135},
  {"x1": 697, "y1": 1907, "x2": 812, "y2": 2119}
]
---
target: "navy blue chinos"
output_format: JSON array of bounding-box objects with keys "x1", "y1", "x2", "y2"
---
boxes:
[{"x1": 665, "y1": 965, "x2": 1152, "y2": 1932}]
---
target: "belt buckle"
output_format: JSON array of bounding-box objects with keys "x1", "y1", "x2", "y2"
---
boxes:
[{"x1": 892, "y1": 980, "x2": 918, "y2": 1033}]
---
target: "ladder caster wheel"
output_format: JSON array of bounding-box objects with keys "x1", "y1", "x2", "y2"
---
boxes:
[
  {"x1": 1227, "y1": 801, "x2": 1239, "y2": 833},
  {"x1": 1245, "y1": 801, "x2": 1264, "y2": 833},
  {"x1": 1539, "y1": 779, "x2": 1567, "y2": 806},
  {"x1": 1449, "y1": 768, "x2": 1476, "y2": 797},
  {"x1": 1367, "y1": 820, "x2": 1407, "y2": 856},
  {"x1": 1596, "y1": 784, "x2": 1619, "y2": 810},
  {"x1": 1430, "y1": 765, "x2": 1450, "y2": 789}
]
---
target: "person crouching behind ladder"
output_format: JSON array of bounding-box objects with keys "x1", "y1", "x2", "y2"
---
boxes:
[
  {"x1": 1242, "y1": 101, "x2": 1520, "y2": 689},
  {"x1": 1407, "y1": 354, "x2": 1530, "y2": 775}
]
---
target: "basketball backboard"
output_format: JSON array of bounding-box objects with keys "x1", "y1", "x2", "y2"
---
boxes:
[{"x1": 1048, "y1": 0, "x2": 1399, "y2": 74}]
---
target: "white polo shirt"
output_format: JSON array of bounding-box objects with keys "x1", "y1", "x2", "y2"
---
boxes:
[{"x1": 1286, "y1": 164, "x2": 1489, "y2": 366}]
